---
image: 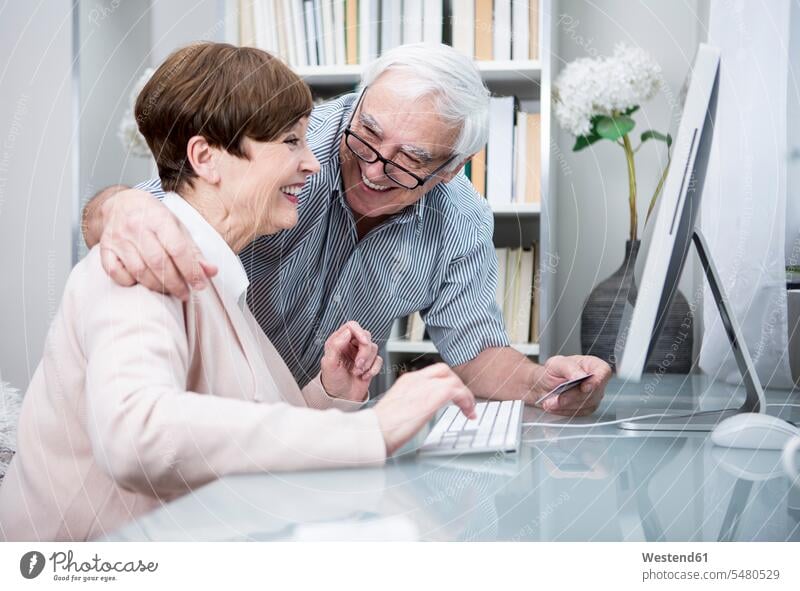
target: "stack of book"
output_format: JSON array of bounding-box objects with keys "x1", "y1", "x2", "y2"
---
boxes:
[
  {"x1": 239, "y1": 0, "x2": 439, "y2": 67},
  {"x1": 238, "y1": 0, "x2": 538, "y2": 67},
  {"x1": 398, "y1": 243, "x2": 540, "y2": 346},
  {"x1": 451, "y1": 0, "x2": 539, "y2": 61},
  {"x1": 467, "y1": 99, "x2": 541, "y2": 207},
  {"x1": 494, "y1": 244, "x2": 540, "y2": 344}
]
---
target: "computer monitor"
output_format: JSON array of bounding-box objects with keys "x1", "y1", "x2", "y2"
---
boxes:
[{"x1": 614, "y1": 43, "x2": 766, "y2": 431}]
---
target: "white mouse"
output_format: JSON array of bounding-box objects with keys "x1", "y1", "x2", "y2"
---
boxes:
[{"x1": 711, "y1": 412, "x2": 800, "y2": 450}]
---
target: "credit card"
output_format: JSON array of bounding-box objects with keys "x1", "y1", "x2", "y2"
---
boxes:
[{"x1": 535, "y1": 374, "x2": 594, "y2": 406}]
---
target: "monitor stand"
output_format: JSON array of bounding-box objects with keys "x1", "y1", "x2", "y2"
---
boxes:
[{"x1": 618, "y1": 229, "x2": 766, "y2": 431}]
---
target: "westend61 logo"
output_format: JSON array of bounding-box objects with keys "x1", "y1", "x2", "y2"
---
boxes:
[{"x1": 19, "y1": 550, "x2": 158, "y2": 583}]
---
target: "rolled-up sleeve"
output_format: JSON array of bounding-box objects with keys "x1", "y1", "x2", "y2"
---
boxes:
[{"x1": 422, "y1": 211, "x2": 510, "y2": 367}]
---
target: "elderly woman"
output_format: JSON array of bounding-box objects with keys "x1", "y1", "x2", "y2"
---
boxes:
[{"x1": 0, "y1": 43, "x2": 475, "y2": 541}]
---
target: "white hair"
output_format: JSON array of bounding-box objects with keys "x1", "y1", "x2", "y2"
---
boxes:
[{"x1": 358, "y1": 43, "x2": 490, "y2": 170}]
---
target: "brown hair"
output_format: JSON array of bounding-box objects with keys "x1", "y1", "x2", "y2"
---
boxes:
[{"x1": 135, "y1": 42, "x2": 313, "y2": 193}]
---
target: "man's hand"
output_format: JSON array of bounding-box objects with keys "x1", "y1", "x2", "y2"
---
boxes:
[
  {"x1": 98, "y1": 188, "x2": 216, "y2": 300},
  {"x1": 530, "y1": 355, "x2": 612, "y2": 416},
  {"x1": 374, "y1": 363, "x2": 476, "y2": 455},
  {"x1": 319, "y1": 321, "x2": 382, "y2": 402}
]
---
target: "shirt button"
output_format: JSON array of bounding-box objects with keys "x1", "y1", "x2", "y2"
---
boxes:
[
  {"x1": 333, "y1": 294, "x2": 342, "y2": 303},
  {"x1": 315, "y1": 337, "x2": 323, "y2": 345}
]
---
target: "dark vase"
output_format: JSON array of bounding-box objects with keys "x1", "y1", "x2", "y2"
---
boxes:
[{"x1": 580, "y1": 240, "x2": 693, "y2": 373}]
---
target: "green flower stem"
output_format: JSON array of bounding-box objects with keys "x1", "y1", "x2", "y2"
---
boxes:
[
  {"x1": 622, "y1": 133, "x2": 638, "y2": 241},
  {"x1": 645, "y1": 156, "x2": 671, "y2": 226}
]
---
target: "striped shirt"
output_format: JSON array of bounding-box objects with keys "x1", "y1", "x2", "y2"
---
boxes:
[{"x1": 136, "y1": 93, "x2": 509, "y2": 387}]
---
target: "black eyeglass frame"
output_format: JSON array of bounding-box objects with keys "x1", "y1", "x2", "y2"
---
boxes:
[{"x1": 343, "y1": 87, "x2": 457, "y2": 190}]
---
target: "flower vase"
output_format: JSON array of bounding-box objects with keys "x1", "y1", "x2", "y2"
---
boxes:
[{"x1": 580, "y1": 240, "x2": 693, "y2": 372}]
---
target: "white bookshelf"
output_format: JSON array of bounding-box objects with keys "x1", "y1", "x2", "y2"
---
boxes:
[
  {"x1": 222, "y1": 0, "x2": 556, "y2": 384},
  {"x1": 294, "y1": 60, "x2": 541, "y2": 87},
  {"x1": 491, "y1": 202, "x2": 541, "y2": 216}
]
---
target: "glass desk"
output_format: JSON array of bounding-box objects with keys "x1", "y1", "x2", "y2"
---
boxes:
[{"x1": 106, "y1": 375, "x2": 800, "y2": 541}]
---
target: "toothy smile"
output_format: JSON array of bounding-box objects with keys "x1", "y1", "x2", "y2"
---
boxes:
[
  {"x1": 361, "y1": 172, "x2": 391, "y2": 192},
  {"x1": 280, "y1": 184, "x2": 304, "y2": 195}
]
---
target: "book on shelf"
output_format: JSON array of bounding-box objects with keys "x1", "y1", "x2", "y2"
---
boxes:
[
  {"x1": 530, "y1": 241, "x2": 541, "y2": 343},
  {"x1": 312, "y1": 0, "x2": 326, "y2": 64},
  {"x1": 379, "y1": 0, "x2": 401, "y2": 54},
  {"x1": 468, "y1": 104, "x2": 540, "y2": 207},
  {"x1": 345, "y1": 0, "x2": 358, "y2": 64},
  {"x1": 320, "y1": 0, "x2": 335, "y2": 65},
  {"x1": 290, "y1": 0, "x2": 308, "y2": 67},
  {"x1": 303, "y1": 0, "x2": 319, "y2": 65},
  {"x1": 470, "y1": 146, "x2": 487, "y2": 197},
  {"x1": 494, "y1": 244, "x2": 539, "y2": 345},
  {"x1": 403, "y1": 0, "x2": 424, "y2": 45},
  {"x1": 474, "y1": 0, "x2": 493, "y2": 60},
  {"x1": 494, "y1": 246, "x2": 508, "y2": 314},
  {"x1": 450, "y1": 0, "x2": 475, "y2": 58},
  {"x1": 492, "y1": 0, "x2": 512, "y2": 62},
  {"x1": 485, "y1": 95, "x2": 515, "y2": 208},
  {"x1": 239, "y1": 0, "x2": 256, "y2": 46},
  {"x1": 359, "y1": 0, "x2": 379, "y2": 64},
  {"x1": 405, "y1": 311, "x2": 426, "y2": 342},
  {"x1": 333, "y1": 0, "x2": 346, "y2": 65},
  {"x1": 511, "y1": 0, "x2": 530, "y2": 61},
  {"x1": 239, "y1": 0, "x2": 538, "y2": 67},
  {"x1": 423, "y1": 0, "x2": 443, "y2": 45},
  {"x1": 275, "y1": 0, "x2": 292, "y2": 65},
  {"x1": 513, "y1": 111, "x2": 542, "y2": 204}
]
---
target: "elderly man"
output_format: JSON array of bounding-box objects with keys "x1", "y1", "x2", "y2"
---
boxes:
[{"x1": 83, "y1": 43, "x2": 611, "y2": 415}]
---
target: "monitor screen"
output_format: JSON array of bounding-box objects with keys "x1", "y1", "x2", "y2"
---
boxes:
[{"x1": 616, "y1": 44, "x2": 721, "y2": 380}]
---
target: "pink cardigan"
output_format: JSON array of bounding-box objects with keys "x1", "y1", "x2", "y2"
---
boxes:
[{"x1": 0, "y1": 248, "x2": 386, "y2": 541}]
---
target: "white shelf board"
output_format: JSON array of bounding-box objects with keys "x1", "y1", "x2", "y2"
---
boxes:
[
  {"x1": 491, "y1": 202, "x2": 541, "y2": 216},
  {"x1": 296, "y1": 60, "x2": 541, "y2": 87},
  {"x1": 475, "y1": 59, "x2": 542, "y2": 84},
  {"x1": 386, "y1": 340, "x2": 539, "y2": 356}
]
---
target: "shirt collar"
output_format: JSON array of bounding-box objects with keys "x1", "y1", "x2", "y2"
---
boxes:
[
  {"x1": 162, "y1": 192, "x2": 249, "y2": 305},
  {"x1": 331, "y1": 93, "x2": 428, "y2": 228}
]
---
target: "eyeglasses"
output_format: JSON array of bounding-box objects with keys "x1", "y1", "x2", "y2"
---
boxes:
[{"x1": 343, "y1": 88, "x2": 456, "y2": 190}]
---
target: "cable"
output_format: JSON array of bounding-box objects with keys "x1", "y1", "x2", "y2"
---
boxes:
[
  {"x1": 521, "y1": 404, "x2": 800, "y2": 429},
  {"x1": 521, "y1": 408, "x2": 737, "y2": 428},
  {"x1": 523, "y1": 434, "x2": 625, "y2": 443}
]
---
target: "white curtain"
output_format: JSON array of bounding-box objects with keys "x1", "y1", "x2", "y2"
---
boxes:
[{"x1": 700, "y1": 0, "x2": 795, "y2": 389}]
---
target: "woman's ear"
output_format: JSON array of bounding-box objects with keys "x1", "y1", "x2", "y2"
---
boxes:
[{"x1": 186, "y1": 135, "x2": 221, "y2": 184}]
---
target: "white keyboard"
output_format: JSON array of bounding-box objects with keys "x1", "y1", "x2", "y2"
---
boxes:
[{"x1": 418, "y1": 400, "x2": 523, "y2": 456}]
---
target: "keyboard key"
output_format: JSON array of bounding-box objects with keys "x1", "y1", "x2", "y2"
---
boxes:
[
  {"x1": 419, "y1": 400, "x2": 522, "y2": 456},
  {"x1": 425, "y1": 406, "x2": 459, "y2": 445},
  {"x1": 490, "y1": 400, "x2": 513, "y2": 447}
]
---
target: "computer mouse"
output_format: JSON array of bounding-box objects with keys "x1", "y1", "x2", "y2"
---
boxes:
[{"x1": 711, "y1": 413, "x2": 800, "y2": 451}]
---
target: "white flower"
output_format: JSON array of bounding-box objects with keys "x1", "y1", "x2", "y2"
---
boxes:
[
  {"x1": 117, "y1": 67, "x2": 155, "y2": 158},
  {"x1": 554, "y1": 43, "x2": 662, "y2": 137}
]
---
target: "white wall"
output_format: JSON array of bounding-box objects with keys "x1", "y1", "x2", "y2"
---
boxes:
[
  {"x1": 0, "y1": 1, "x2": 76, "y2": 389},
  {"x1": 78, "y1": 0, "x2": 154, "y2": 258},
  {"x1": 76, "y1": 0, "x2": 227, "y2": 260},
  {"x1": 552, "y1": 0, "x2": 704, "y2": 355},
  {"x1": 150, "y1": 0, "x2": 227, "y2": 64}
]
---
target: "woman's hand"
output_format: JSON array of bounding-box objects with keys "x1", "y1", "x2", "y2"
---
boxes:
[
  {"x1": 374, "y1": 363, "x2": 476, "y2": 455},
  {"x1": 320, "y1": 321, "x2": 382, "y2": 402}
]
